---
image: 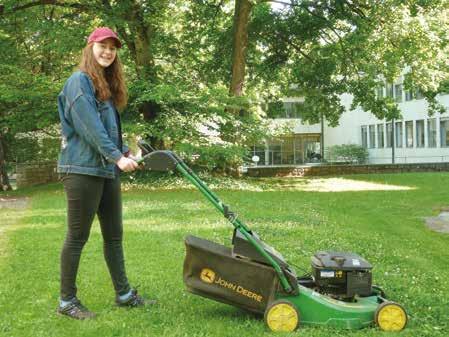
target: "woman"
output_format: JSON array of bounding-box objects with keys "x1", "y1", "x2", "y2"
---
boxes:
[{"x1": 57, "y1": 27, "x2": 148, "y2": 319}]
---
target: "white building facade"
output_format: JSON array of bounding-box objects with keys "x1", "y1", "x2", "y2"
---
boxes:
[{"x1": 253, "y1": 85, "x2": 449, "y2": 165}]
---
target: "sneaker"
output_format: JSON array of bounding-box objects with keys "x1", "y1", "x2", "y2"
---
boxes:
[
  {"x1": 57, "y1": 298, "x2": 96, "y2": 320},
  {"x1": 116, "y1": 289, "x2": 157, "y2": 308}
]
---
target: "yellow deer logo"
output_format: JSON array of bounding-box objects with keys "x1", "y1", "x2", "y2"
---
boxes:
[{"x1": 200, "y1": 268, "x2": 216, "y2": 284}]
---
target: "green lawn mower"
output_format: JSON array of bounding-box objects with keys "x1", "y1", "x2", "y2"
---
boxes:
[{"x1": 137, "y1": 143, "x2": 408, "y2": 332}]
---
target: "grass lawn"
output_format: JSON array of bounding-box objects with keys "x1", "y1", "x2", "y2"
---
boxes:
[{"x1": 1, "y1": 172, "x2": 449, "y2": 337}]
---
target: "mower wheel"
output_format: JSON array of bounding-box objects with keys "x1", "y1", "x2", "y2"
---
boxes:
[
  {"x1": 264, "y1": 299, "x2": 300, "y2": 332},
  {"x1": 375, "y1": 301, "x2": 407, "y2": 332}
]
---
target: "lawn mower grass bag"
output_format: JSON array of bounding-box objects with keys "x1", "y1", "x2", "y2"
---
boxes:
[{"x1": 183, "y1": 235, "x2": 281, "y2": 314}]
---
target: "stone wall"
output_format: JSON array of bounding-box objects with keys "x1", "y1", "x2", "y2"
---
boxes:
[
  {"x1": 16, "y1": 162, "x2": 58, "y2": 188},
  {"x1": 247, "y1": 162, "x2": 449, "y2": 177}
]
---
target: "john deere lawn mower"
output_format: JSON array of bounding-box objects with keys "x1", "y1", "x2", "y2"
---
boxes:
[{"x1": 137, "y1": 143, "x2": 407, "y2": 332}]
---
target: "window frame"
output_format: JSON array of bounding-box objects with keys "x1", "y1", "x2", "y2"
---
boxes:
[
  {"x1": 395, "y1": 121, "x2": 403, "y2": 148},
  {"x1": 405, "y1": 120, "x2": 414, "y2": 148},
  {"x1": 427, "y1": 118, "x2": 437, "y2": 148},
  {"x1": 440, "y1": 118, "x2": 449, "y2": 148},
  {"x1": 361, "y1": 126, "x2": 368, "y2": 148},
  {"x1": 394, "y1": 84, "x2": 403, "y2": 102},
  {"x1": 377, "y1": 124, "x2": 385, "y2": 148},
  {"x1": 416, "y1": 119, "x2": 425, "y2": 148}
]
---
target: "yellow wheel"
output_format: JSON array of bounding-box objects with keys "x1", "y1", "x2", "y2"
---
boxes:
[
  {"x1": 264, "y1": 300, "x2": 300, "y2": 332},
  {"x1": 375, "y1": 301, "x2": 407, "y2": 332}
]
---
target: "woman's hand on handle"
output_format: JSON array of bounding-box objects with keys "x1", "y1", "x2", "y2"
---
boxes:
[{"x1": 116, "y1": 156, "x2": 139, "y2": 172}]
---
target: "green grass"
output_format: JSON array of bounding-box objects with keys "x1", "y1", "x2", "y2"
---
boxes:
[{"x1": 1, "y1": 173, "x2": 449, "y2": 337}]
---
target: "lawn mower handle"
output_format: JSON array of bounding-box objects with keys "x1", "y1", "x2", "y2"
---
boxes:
[{"x1": 136, "y1": 147, "x2": 294, "y2": 293}]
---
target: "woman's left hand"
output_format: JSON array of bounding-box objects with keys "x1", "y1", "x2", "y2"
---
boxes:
[{"x1": 127, "y1": 153, "x2": 141, "y2": 161}]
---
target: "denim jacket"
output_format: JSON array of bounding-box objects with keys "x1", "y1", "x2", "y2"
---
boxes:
[{"x1": 57, "y1": 71, "x2": 128, "y2": 179}]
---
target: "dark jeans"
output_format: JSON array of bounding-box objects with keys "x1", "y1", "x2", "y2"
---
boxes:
[{"x1": 60, "y1": 173, "x2": 130, "y2": 301}]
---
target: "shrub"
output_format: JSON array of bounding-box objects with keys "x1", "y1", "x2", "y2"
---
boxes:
[
  {"x1": 6, "y1": 130, "x2": 60, "y2": 164},
  {"x1": 325, "y1": 144, "x2": 368, "y2": 164},
  {"x1": 174, "y1": 142, "x2": 247, "y2": 174}
]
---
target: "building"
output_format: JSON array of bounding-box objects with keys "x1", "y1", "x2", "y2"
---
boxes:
[{"x1": 251, "y1": 82, "x2": 449, "y2": 166}]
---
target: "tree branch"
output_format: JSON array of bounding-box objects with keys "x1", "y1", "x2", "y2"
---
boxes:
[
  {"x1": 3, "y1": 1, "x2": 92, "y2": 15},
  {"x1": 99, "y1": 0, "x2": 136, "y2": 58},
  {"x1": 275, "y1": 31, "x2": 315, "y2": 64},
  {"x1": 260, "y1": 0, "x2": 303, "y2": 8},
  {"x1": 343, "y1": 0, "x2": 369, "y2": 19}
]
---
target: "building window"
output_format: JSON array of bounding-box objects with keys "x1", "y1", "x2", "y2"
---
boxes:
[
  {"x1": 386, "y1": 123, "x2": 392, "y2": 147},
  {"x1": 405, "y1": 90, "x2": 413, "y2": 101},
  {"x1": 262, "y1": 134, "x2": 321, "y2": 165},
  {"x1": 377, "y1": 124, "x2": 384, "y2": 148},
  {"x1": 415, "y1": 89, "x2": 425, "y2": 100},
  {"x1": 376, "y1": 87, "x2": 384, "y2": 98},
  {"x1": 369, "y1": 125, "x2": 376, "y2": 148},
  {"x1": 395, "y1": 121, "x2": 403, "y2": 148},
  {"x1": 440, "y1": 118, "x2": 449, "y2": 147},
  {"x1": 428, "y1": 118, "x2": 437, "y2": 148},
  {"x1": 406, "y1": 121, "x2": 414, "y2": 148},
  {"x1": 266, "y1": 101, "x2": 284, "y2": 118},
  {"x1": 269, "y1": 141, "x2": 282, "y2": 165},
  {"x1": 386, "y1": 84, "x2": 394, "y2": 98},
  {"x1": 416, "y1": 120, "x2": 425, "y2": 147},
  {"x1": 283, "y1": 102, "x2": 304, "y2": 119},
  {"x1": 361, "y1": 126, "x2": 368, "y2": 148},
  {"x1": 394, "y1": 84, "x2": 403, "y2": 102},
  {"x1": 252, "y1": 145, "x2": 266, "y2": 165}
]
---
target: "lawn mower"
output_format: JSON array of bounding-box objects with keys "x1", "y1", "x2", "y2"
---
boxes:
[{"x1": 137, "y1": 142, "x2": 407, "y2": 332}]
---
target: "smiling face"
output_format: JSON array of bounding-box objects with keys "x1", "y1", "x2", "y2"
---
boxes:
[{"x1": 92, "y1": 38, "x2": 117, "y2": 68}]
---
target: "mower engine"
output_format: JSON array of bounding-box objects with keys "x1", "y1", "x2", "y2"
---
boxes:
[
  {"x1": 232, "y1": 229, "x2": 373, "y2": 300},
  {"x1": 311, "y1": 251, "x2": 372, "y2": 300}
]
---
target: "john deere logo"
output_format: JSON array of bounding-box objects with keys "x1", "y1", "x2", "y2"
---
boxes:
[{"x1": 200, "y1": 268, "x2": 216, "y2": 284}]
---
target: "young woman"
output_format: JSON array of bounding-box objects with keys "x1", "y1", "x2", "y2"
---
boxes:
[{"x1": 57, "y1": 27, "x2": 149, "y2": 319}]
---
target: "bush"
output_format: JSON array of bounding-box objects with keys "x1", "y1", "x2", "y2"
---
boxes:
[
  {"x1": 325, "y1": 144, "x2": 368, "y2": 164},
  {"x1": 174, "y1": 142, "x2": 247, "y2": 174},
  {"x1": 6, "y1": 131, "x2": 60, "y2": 164}
]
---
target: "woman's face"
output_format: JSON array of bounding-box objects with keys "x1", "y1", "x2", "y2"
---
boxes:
[{"x1": 92, "y1": 38, "x2": 117, "y2": 68}]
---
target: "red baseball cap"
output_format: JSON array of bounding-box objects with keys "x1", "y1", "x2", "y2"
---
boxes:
[{"x1": 87, "y1": 27, "x2": 122, "y2": 48}]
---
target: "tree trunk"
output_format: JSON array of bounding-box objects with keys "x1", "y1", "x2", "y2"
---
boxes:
[
  {"x1": 132, "y1": 22, "x2": 162, "y2": 127},
  {"x1": 132, "y1": 22, "x2": 162, "y2": 146},
  {"x1": 123, "y1": 1, "x2": 162, "y2": 148},
  {"x1": 0, "y1": 135, "x2": 12, "y2": 191},
  {"x1": 112, "y1": 1, "x2": 162, "y2": 146},
  {"x1": 129, "y1": 3, "x2": 156, "y2": 81},
  {"x1": 229, "y1": 0, "x2": 253, "y2": 98}
]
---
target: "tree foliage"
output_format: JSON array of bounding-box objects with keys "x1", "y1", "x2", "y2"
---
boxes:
[
  {"x1": 263, "y1": 0, "x2": 449, "y2": 124},
  {"x1": 1, "y1": 0, "x2": 449, "y2": 178}
]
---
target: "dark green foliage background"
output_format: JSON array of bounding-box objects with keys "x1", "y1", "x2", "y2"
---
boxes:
[{"x1": 1, "y1": 1, "x2": 449, "y2": 168}]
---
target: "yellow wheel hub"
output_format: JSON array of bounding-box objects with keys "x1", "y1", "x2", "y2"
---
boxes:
[
  {"x1": 266, "y1": 302, "x2": 299, "y2": 332},
  {"x1": 376, "y1": 302, "x2": 407, "y2": 331}
]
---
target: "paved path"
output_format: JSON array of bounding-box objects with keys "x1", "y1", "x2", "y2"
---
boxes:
[{"x1": 0, "y1": 197, "x2": 28, "y2": 210}]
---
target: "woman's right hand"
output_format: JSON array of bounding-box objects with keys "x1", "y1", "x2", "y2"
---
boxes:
[{"x1": 116, "y1": 156, "x2": 139, "y2": 172}]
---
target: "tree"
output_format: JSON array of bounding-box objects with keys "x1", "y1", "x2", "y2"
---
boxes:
[
  {"x1": 0, "y1": 135, "x2": 11, "y2": 191},
  {"x1": 257, "y1": 1, "x2": 449, "y2": 124},
  {"x1": 2, "y1": 0, "x2": 449, "y2": 179},
  {"x1": 229, "y1": 0, "x2": 254, "y2": 97},
  {"x1": 1, "y1": 1, "x2": 166, "y2": 104}
]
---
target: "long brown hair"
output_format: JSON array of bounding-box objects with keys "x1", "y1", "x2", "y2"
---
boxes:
[{"x1": 79, "y1": 43, "x2": 128, "y2": 110}]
